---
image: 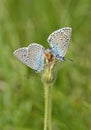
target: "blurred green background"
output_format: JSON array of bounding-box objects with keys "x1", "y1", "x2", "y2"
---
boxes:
[{"x1": 0, "y1": 0, "x2": 91, "y2": 130}]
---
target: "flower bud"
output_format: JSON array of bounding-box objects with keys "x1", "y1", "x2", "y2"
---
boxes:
[{"x1": 42, "y1": 52, "x2": 56, "y2": 85}]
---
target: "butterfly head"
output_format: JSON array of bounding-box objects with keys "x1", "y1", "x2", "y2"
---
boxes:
[{"x1": 55, "y1": 55, "x2": 65, "y2": 61}]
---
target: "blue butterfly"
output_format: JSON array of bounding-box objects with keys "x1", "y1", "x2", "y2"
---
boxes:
[
  {"x1": 13, "y1": 27, "x2": 72, "y2": 72},
  {"x1": 47, "y1": 27, "x2": 72, "y2": 61}
]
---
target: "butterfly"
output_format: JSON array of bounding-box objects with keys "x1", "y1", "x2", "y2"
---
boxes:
[
  {"x1": 47, "y1": 27, "x2": 72, "y2": 61},
  {"x1": 13, "y1": 27, "x2": 72, "y2": 72}
]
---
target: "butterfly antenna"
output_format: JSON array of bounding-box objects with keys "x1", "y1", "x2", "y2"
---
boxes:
[
  {"x1": 67, "y1": 58, "x2": 73, "y2": 62},
  {"x1": 65, "y1": 57, "x2": 73, "y2": 62}
]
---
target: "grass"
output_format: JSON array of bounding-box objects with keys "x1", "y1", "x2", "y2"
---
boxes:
[{"x1": 0, "y1": 0, "x2": 91, "y2": 130}]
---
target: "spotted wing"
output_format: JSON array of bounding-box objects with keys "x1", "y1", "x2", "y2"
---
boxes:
[
  {"x1": 47, "y1": 27, "x2": 72, "y2": 60},
  {"x1": 13, "y1": 43, "x2": 45, "y2": 72}
]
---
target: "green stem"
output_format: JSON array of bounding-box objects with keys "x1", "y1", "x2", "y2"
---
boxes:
[
  {"x1": 48, "y1": 86, "x2": 52, "y2": 130},
  {"x1": 44, "y1": 84, "x2": 52, "y2": 130}
]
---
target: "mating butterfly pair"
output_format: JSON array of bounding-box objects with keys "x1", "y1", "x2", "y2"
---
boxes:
[{"x1": 13, "y1": 27, "x2": 72, "y2": 72}]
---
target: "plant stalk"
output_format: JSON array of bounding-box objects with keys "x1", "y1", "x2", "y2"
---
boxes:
[{"x1": 44, "y1": 84, "x2": 52, "y2": 130}]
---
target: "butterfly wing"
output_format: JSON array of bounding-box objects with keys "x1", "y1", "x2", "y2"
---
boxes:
[
  {"x1": 47, "y1": 27, "x2": 72, "y2": 60},
  {"x1": 28, "y1": 43, "x2": 45, "y2": 72},
  {"x1": 13, "y1": 43, "x2": 45, "y2": 72}
]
